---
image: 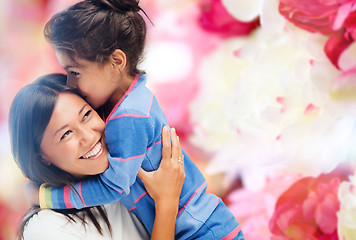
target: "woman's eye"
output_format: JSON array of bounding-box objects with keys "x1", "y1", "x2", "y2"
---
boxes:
[
  {"x1": 83, "y1": 110, "x2": 92, "y2": 121},
  {"x1": 60, "y1": 130, "x2": 72, "y2": 140}
]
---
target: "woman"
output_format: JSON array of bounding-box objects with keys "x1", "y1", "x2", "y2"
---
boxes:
[{"x1": 9, "y1": 73, "x2": 185, "y2": 240}]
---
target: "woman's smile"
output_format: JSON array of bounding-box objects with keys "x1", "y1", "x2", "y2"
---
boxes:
[{"x1": 80, "y1": 138, "x2": 104, "y2": 160}]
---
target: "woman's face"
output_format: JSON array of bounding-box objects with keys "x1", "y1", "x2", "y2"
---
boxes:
[{"x1": 40, "y1": 92, "x2": 109, "y2": 179}]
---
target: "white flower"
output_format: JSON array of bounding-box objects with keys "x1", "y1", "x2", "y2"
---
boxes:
[{"x1": 189, "y1": 3, "x2": 356, "y2": 189}]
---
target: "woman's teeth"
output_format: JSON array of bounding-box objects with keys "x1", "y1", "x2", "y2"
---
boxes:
[{"x1": 81, "y1": 141, "x2": 102, "y2": 159}]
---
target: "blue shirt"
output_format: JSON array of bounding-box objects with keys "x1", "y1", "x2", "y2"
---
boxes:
[{"x1": 40, "y1": 74, "x2": 241, "y2": 239}]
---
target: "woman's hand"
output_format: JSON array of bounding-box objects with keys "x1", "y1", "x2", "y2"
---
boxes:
[
  {"x1": 137, "y1": 126, "x2": 185, "y2": 207},
  {"x1": 137, "y1": 126, "x2": 185, "y2": 240}
]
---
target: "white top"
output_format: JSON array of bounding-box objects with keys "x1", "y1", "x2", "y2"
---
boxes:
[{"x1": 23, "y1": 202, "x2": 150, "y2": 240}]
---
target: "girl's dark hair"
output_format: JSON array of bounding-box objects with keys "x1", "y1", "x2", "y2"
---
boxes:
[
  {"x1": 44, "y1": 0, "x2": 150, "y2": 76},
  {"x1": 9, "y1": 73, "x2": 111, "y2": 239}
]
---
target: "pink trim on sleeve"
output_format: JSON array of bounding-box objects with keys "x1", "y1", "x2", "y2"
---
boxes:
[
  {"x1": 78, "y1": 182, "x2": 88, "y2": 207},
  {"x1": 108, "y1": 93, "x2": 154, "y2": 121},
  {"x1": 220, "y1": 225, "x2": 242, "y2": 240},
  {"x1": 134, "y1": 192, "x2": 147, "y2": 204},
  {"x1": 114, "y1": 152, "x2": 146, "y2": 162},
  {"x1": 177, "y1": 181, "x2": 207, "y2": 216},
  {"x1": 214, "y1": 196, "x2": 219, "y2": 209},
  {"x1": 147, "y1": 139, "x2": 162, "y2": 150},
  {"x1": 106, "y1": 74, "x2": 139, "y2": 123},
  {"x1": 129, "y1": 206, "x2": 137, "y2": 211},
  {"x1": 63, "y1": 185, "x2": 74, "y2": 209}
]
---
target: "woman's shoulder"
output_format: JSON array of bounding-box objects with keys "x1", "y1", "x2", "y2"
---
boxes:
[
  {"x1": 23, "y1": 202, "x2": 149, "y2": 240},
  {"x1": 103, "y1": 202, "x2": 150, "y2": 239},
  {"x1": 23, "y1": 209, "x2": 86, "y2": 240}
]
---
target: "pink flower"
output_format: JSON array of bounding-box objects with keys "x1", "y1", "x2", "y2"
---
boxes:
[
  {"x1": 198, "y1": 0, "x2": 260, "y2": 38},
  {"x1": 269, "y1": 166, "x2": 351, "y2": 239},
  {"x1": 279, "y1": 0, "x2": 356, "y2": 69},
  {"x1": 278, "y1": 0, "x2": 343, "y2": 35},
  {"x1": 226, "y1": 174, "x2": 302, "y2": 240}
]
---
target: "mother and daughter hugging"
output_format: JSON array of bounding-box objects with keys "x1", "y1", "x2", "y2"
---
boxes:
[{"x1": 9, "y1": 0, "x2": 244, "y2": 239}]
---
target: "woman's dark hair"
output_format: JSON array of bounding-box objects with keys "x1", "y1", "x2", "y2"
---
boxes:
[
  {"x1": 9, "y1": 73, "x2": 111, "y2": 239},
  {"x1": 44, "y1": 0, "x2": 151, "y2": 76}
]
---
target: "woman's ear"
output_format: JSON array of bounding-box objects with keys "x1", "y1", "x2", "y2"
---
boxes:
[{"x1": 111, "y1": 49, "x2": 127, "y2": 71}]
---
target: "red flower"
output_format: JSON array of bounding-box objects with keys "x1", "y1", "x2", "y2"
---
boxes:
[
  {"x1": 269, "y1": 167, "x2": 351, "y2": 239},
  {"x1": 198, "y1": 0, "x2": 260, "y2": 38},
  {"x1": 324, "y1": 2, "x2": 356, "y2": 69}
]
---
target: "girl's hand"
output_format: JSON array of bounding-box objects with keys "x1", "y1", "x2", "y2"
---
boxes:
[{"x1": 137, "y1": 126, "x2": 185, "y2": 209}]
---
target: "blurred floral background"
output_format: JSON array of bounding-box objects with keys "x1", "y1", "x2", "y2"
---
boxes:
[{"x1": 2, "y1": 0, "x2": 356, "y2": 239}]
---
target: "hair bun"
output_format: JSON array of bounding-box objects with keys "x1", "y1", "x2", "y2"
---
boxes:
[{"x1": 89, "y1": 0, "x2": 141, "y2": 12}]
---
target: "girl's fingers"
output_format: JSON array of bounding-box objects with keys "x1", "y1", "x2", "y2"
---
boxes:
[{"x1": 161, "y1": 126, "x2": 171, "y2": 163}]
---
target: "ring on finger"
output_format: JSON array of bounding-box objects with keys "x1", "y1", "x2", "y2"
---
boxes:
[{"x1": 178, "y1": 156, "x2": 184, "y2": 164}]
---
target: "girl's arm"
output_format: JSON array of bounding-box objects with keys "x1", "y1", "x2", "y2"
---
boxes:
[
  {"x1": 39, "y1": 115, "x2": 155, "y2": 209},
  {"x1": 138, "y1": 127, "x2": 185, "y2": 240}
]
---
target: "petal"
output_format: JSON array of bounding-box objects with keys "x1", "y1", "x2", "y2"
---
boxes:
[
  {"x1": 338, "y1": 41, "x2": 356, "y2": 71},
  {"x1": 271, "y1": 202, "x2": 303, "y2": 233},
  {"x1": 279, "y1": 0, "x2": 339, "y2": 35},
  {"x1": 303, "y1": 195, "x2": 317, "y2": 222},
  {"x1": 285, "y1": 223, "x2": 318, "y2": 239},
  {"x1": 260, "y1": 0, "x2": 286, "y2": 32},
  {"x1": 320, "y1": 0, "x2": 350, "y2": 4},
  {"x1": 315, "y1": 193, "x2": 339, "y2": 234},
  {"x1": 333, "y1": 1, "x2": 354, "y2": 30},
  {"x1": 331, "y1": 67, "x2": 356, "y2": 102},
  {"x1": 199, "y1": 0, "x2": 260, "y2": 37},
  {"x1": 222, "y1": 0, "x2": 261, "y2": 22},
  {"x1": 324, "y1": 32, "x2": 353, "y2": 69}
]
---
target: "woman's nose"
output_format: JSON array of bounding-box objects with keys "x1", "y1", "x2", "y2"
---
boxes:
[{"x1": 79, "y1": 127, "x2": 95, "y2": 146}]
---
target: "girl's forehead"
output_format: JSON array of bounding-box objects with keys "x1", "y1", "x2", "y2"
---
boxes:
[
  {"x1": 55, "y1": 51, "x2": 82, "y2": 67},
  {"x1": 56, "y1": 50, "x2": 97, "y2": 70},
  {"x1": 56, "y1": 51, "x2": 73, "y2": 65}
]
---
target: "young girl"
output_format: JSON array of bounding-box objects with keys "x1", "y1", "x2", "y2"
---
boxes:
[
  {"x1": 10, "y1": 73, "x2": 185, "y2": 240},
  {"x1": 40, "y1": 0, "x2": 244, "y2": 239}
]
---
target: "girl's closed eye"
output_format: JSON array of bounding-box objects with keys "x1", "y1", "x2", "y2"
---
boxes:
[
  {"x1": 70, "y1": 71, "x2": 79, "y2": 77},
  {"x1": 60, "y1": 130, "x2": 72, "y2": 140}
]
